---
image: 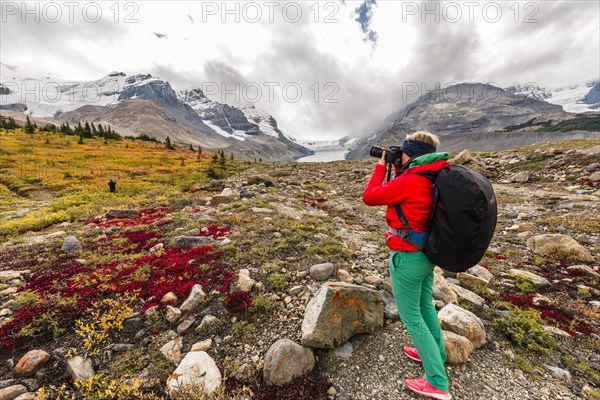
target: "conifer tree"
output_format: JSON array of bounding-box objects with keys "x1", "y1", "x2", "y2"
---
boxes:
[
  {"x1": 197, "y1": 146, "x2": 202, "y2": 161},
  {"x1": 24, "y1": 116, "x2": 35, "y2": 134},
  {"x1": 189, "y1": 143, "x2": 194, "y2": 151},
  {"x1": 165, "y1": 136, "x2": 174, "y2": 149},
  {"x1": 77, "y1": 134, "x2": 84, "y2": 144}
]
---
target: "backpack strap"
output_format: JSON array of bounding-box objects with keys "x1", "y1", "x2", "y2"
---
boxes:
[
  {"x1": 389, "y1": 171, "x2": 439, "y2": 251},
  {"x1": 390, "y1": 204, "x2": 427, "y2": 250}
]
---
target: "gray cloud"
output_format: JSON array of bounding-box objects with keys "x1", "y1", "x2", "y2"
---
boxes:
[{"x1": 0, "y1": 0, "x2": 597, "y2": 141}]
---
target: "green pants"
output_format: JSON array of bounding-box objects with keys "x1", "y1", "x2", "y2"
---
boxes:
[{"x1": 389, "y1": 250, "x2": 449, "y2": 391}]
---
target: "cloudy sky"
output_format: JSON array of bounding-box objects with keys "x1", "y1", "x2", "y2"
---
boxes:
[{"x1": 1, "y1": 0, "x2": 599, "y2": 140}]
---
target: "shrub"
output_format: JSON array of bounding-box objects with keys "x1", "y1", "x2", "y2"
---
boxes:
[
  {"x1": 268, "y1": 273, "x2": 287, "y2": 291},
  {"x1": 224, "y1": 291, "x2": 252, "y2": 314},
  {"x1": 493, "y1": 306, "x2": 556, "y2": 353}
]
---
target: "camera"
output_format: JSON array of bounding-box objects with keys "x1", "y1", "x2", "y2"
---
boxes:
[{"x1": 370, "y1": 145, "x2": 403, "y2": 165}]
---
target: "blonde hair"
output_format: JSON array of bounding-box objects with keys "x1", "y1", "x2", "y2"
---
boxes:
[{"x1": 406, "y1": 131, "x2": 440, "y2": 148}]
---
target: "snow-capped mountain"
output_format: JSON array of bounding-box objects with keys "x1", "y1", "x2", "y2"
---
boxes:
[
  {"x1": 177, "y1": 88, "x2": 298, "y2": 143},
  {"x1": 0, "y1": 64, "x2": 312, "y2": 161},
  {"x1": 505, "y1": 79, "x2": 600, "y2": 113}
]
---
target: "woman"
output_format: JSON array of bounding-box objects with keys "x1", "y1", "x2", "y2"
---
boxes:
[{"x1": 362, "y1": 131, "x2": 452, "y2": 400}]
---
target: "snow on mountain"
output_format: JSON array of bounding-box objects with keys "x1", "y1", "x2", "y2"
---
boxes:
[
  {"x1": 505, "y1": 78, "x2": 600, "y2": 113},
  {"x1": 177, "y1": 88, "x2": 298, "y2": 142},
  {"x1": 0, "y1": 66, "x2": 162, "y2": 117}
]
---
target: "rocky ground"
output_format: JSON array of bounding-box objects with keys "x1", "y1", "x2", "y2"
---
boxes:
[{"x1": 0, "y1": 139, "x2": 599, "y2": 400}]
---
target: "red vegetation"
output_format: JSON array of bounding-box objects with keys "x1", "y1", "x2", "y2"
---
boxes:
[
  {"x1": 301, "y1": 195, "x2": 327, "y2": 209},
  {"x1": 86, "y1": 207, "x2": 171, "y2": 228},
  {"x1": 224, "y1": 291, "x2": 252, "y2": 314},
  {"x1": 0, "y1": 224, "x2": 238, "y2": 348},
  {"x1": 198, "y1": 224, "x2": 231, "y2": 239},
  {"x1": 225, "y1": 367, "x2": 332, "y2": 400}
]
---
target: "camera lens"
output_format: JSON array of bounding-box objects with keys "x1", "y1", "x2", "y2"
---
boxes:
[{"x1": 370, "y1": 146, "x2": 384, "y2": 159}]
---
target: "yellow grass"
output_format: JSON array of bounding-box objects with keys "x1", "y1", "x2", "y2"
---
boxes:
[{"x1": 0, "y1": 129, "x2": 242, "y2": 240}]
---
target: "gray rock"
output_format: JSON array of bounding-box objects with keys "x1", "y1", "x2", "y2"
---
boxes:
[
  {"x1": 166, "y1": 351, "x2": 221, "y2": 395},
  {"x1": 465, "y1": 265, "x2": 494, "y2": 283},
  {"x1": 123, "y1": 317, "x2": 144, "y2": 334},
  {"x1": 449, "y1": 283, "x2": 485, "y2": 308},
  {"x1": 263, "y1": 339, "x2": 315, "y2": 386},
  {"x1": 14, "y1": 393, "x2": 36, "y2": 400},
  {"x1": 0, "y1": 385, "x2": 27, "y2": 400},
  {"x1": 247, "y1": 175, "x2": 275, "y2": 187},
  {"x1": 567, "y1": 265, "x2": 600, "y2": 278},
  {"x1": 456, "y1": 272, "x2": 489, "y2": 291},
  {"x1": 176, "y1": 316, "x2": 196, "y2": 335},
  {"x1": 379, "y1": 290, "x2": 399, "y2": 321},
  {"x1": 289, "y1": 285, "x2": 305, "y2": 296},
  {"x1": 309, "y1": 263, "x2": 334, "y2": 281},
  {"x1": 160, "y1": 337, "x2": 183, "y2": 364},
  {"x1": 544, "y1": 365, "x2": 571, "y2": 382},
  {"x1": 191, "y1": 339, "x2": 212, "y2": 352},
  {"x1": 512, "y1": 171, "x2": 530, "y2": 183},
  {"x1": 509, "y1": 269, "x2": 551, "y2": 288},
  {"x1": 235, "y1": 269, "x2": 255, "y2": 292},
  {"x1": 209, "y1": 195, "x2": 232, "y2": 207},
  {"x1": 60, "y1": 236, "x2": 82, "y2": 253},
  {"x1": 239, "y1": 190, "x2": 255, "y2": 199},
  {"x1": 165, "y1": 306, "x2": 182, "y2": 324},
  {"x1": 433, "y1": 273, "x2": 458, "y2": 305},
  {"x1": 173, "y1": 236, "x2": 214, "y2": 248},
  {"x1": 180, "y1": 284, "x2": 206, "y2": 313},
  {"x1": 331, "y1": 341, "x2": 354, "y2": 360},
  {"x1": 112, "y1": 344, "x2": 134, "y2": 352},
  {"x1": 105, "y1": 209, "x2": 141, "y2": 218},
  {"x1": 438, "y1": 304, "x2": 486, "y2": 348},
  {"x1": 451, "y1": 149, "x2": 473, "y2": 165},
  {"x1": 527, "y1": 234, "x2": 594, "y2": 262},
  {"x1": 66, "y1": 356, "x2": 94, "y2": 382},
  {"x1": 196, "y1": 315, "x2": 218, "y2": 332},
  {"x1": 301, "y1": 282, "x2": 384, "y2": 349}
]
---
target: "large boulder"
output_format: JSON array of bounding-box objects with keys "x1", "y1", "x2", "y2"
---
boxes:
[
  {"x1": 14, "y1": 349, "x2": 50, "y2": 377},
  {"x1": 433, "y1": 273, "x2": 458, "y2": 305},
  {"x1": 301, "y1": 282, "x2": 384, "y2": 349},
  {"x1": 443, "y1": 330, "x2": 474, "y2": 364},
  {"x1": 263, "y1": 339, "x2": 315, "y2": 386},
  {"x1": 438, "y1": 304, "x2": 486, "y2": 349},
  {"x1": 527, "y1": 234, "x2": 594, "y2": 262},
  {"x1": 166, "y1": 351, "x2": 221, "y2": 395}
]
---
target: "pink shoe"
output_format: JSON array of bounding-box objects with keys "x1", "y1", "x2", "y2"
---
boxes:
[
  {"x1": 405, "y1": 377, "x2": 452, "y2": 400},
  {"x1": 404, "y1": 346, "x2": 421, "y2": 362}
]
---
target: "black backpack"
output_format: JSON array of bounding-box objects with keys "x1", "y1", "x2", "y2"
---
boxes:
[{"x1": 391, "y1": 165, "x2": 497, "y2": 272}]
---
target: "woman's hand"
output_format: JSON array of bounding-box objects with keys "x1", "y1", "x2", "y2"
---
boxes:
[{"x1": 378, "y1": 151, "x2": 386, "y2": 166}]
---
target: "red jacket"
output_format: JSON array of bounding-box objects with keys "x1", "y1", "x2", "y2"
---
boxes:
[{"x1": 363, "y1": 157, "x2": 450, "y2": 251}]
